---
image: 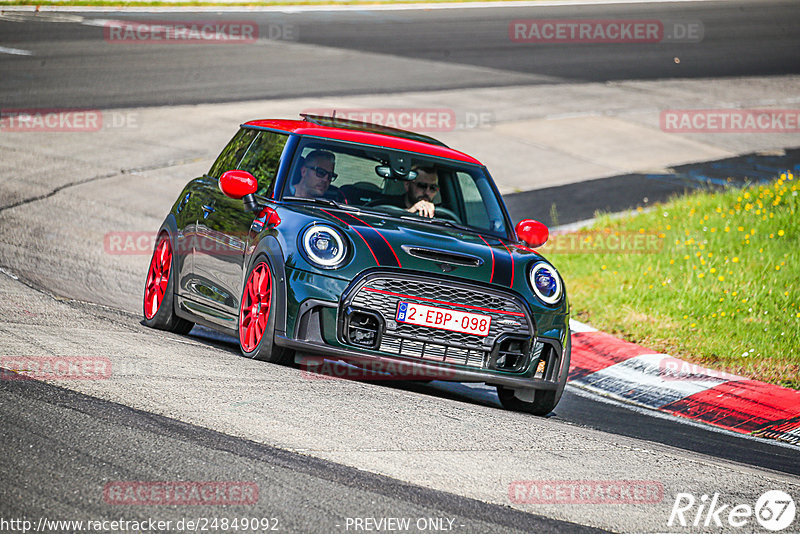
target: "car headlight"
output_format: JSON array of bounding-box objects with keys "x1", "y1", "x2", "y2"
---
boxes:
[
  {"x1": 302, "y1": 225, "x2": 347, "y2": 268},
  {"x1": 529, "y1": 263, "x2": 563, "y2": 305}
]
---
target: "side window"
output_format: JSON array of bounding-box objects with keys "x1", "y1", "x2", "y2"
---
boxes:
[
  {"x1": 238, "y1": 131, "x2": 289, "y2": 196},
  {"x1": 208, "y1": 128, "x2": 258, "y2": 179},
  {"x1": 456, "y1": 172, "x2": 490, "y2": 230}
]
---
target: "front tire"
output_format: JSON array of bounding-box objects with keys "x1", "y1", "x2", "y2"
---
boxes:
[
  {"x1": 143, "y1": 232, "x2": 194, "y2": 334},
  {"x1": 238, "y1": 258, "x2": 292, "y2": 364},
  {"x1": 496, "y1": 386, "x2": 558, "y2": 416},
  {"x1": 497, "y1": 337, "x2": 571, "y2": 416}
]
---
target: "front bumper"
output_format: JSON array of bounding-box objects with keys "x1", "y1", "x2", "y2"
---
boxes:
[
  {"x1": 281, "y1": 267, "x2": 569, "y2": 391},
  {"x1": 276, "y1": 335, "x2": 562, "y2": 391}
]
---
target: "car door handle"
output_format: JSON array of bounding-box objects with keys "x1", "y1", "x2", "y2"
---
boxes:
[
  {"x1": 202, "y1": 204, "x2": 215, "y2": 219},
  {"x1": 177, "y1": 192, "x2": 191, "y2": 213}
]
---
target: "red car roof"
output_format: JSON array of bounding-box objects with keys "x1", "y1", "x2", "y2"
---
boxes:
[{"x1": 243, "y1": 119, "x2": 483, "y2": 165}]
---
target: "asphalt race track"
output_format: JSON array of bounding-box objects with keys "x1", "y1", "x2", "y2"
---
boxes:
[
  {"x1": 0, "y1": 1, "x2": 799, "y2": 108},
  {"x1": 1, "y1": 1, "x2": 800, "y2": 533},
  {"x1": 1, "y1": 375, "x2": 601, "y2": 534}
]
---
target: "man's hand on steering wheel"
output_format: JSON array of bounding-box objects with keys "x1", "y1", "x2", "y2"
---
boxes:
[{"x1": 408, "y1": 199, "x2": 435, "y2": 218}]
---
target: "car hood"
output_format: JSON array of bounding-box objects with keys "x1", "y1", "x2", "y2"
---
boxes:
[{"x1": 282, "y1": 205, "x2": 546, "y2": 292}]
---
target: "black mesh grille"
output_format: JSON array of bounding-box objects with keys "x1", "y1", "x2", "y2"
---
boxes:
[{"x1": 345, "y1": 274, "x2": 532, "y2": 369}]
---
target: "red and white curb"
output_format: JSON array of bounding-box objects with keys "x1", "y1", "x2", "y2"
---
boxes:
[{"x1": 568, "y1": 319, "x2": 800, "y2": 446}]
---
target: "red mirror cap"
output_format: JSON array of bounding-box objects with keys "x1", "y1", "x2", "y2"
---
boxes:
[
  {"x1": 219, "y1": 170, "x2": 257, "y2": 199},
  {"x1": 258, "y1": 206, "x2": 281, "y2": 228},
  {"x1": 515, "y1": 219, "x2": 549, "y2": 248}
]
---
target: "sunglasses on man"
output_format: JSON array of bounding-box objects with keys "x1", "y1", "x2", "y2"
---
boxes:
[
  {"x1": 414, "y1": 181, "x2": 439, "y2": 192},
  {"x1": 305, "y1": 164, "x2": 338, "y2": 182}
]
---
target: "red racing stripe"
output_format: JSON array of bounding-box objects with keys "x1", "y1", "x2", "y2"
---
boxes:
[
  {"x1": 344, "y1": 213, "x2": 402, "y2": 267},
  {"x1": 478, "y1": 235, "x2": 495, "y2": 284},
  {"x1": 499, "y1": 241, "x2": 515, "y2": 288},
  {"x1": 319, "y1": 209, "x2": 379, "y2": 266}
]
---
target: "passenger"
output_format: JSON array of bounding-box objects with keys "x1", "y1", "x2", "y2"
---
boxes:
[{"x1": 293, "y1": 150, "x2": 339, "y2": 199}]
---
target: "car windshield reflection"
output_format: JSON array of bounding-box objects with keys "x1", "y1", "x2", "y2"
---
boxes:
[{"x1": 282, "y1": 139, "x2": 509, "y2": 238}]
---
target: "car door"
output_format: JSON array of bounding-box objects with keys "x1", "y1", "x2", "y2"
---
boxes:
[
  {"x1": 181, "y1": 127, "x2": 257, "y2": 321},
  {"x1": 190, "y1": 129, "x2": 289, "y2": 322},
  {"x1": 174, "y1": 178, "x2": 210, "y2": 296}
]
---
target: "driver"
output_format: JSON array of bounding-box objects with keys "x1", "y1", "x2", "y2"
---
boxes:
[{"x1": 391, "y1": 166, "x2": 439, "y2": 218}]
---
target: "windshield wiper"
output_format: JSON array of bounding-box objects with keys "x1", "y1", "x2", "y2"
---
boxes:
[
  {"x1": 282, "y1": 196, "x2": 358, "y2": 212},
  {"x1": 398, "y1": 214, "x2": 474, "y2": 233}
]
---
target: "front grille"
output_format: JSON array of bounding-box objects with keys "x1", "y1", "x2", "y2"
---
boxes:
[{"x1": 342, "y1": 273, "x2": 533, "y2": 369}]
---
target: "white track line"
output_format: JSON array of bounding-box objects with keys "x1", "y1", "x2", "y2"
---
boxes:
[
  {"x1": 0, "y1": 46, "x2": 33, "y2": 56},
  {"x1": 569, "y1": 318, "x2": 598, "y2": 333}
]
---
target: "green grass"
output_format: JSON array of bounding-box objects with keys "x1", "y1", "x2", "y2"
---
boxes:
[{"x1": 547, "y1": 172, "x2": 800, "y2": 389}]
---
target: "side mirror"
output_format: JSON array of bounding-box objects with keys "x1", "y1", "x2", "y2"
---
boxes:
[
  {"x1": 515, "y1": 219, "x2": 549, "y2": 248},
  {"x1": 219, "y1": 170, "x2": 259, "y2": 211},
  {"x1": 219, "y1": 170, "x2": 257, "y2": 199}
]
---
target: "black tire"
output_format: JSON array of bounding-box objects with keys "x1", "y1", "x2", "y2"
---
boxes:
[
  {"x1": 497, "y1": 338, "x2": 571, "y2": 416},
  {"x1": 496, "y1": 386, "x2": 558, "y2": 416},
  {"x1": 238, "y1": 257, "x2": 292, "y2": 364},
  {"x1": 142, "y1": 232, "x2": 194, "y2": 335}
]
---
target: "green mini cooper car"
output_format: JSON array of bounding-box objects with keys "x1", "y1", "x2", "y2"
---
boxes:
[{"x1": 144, "y1": 115, "x2": 570, "y2": 415}]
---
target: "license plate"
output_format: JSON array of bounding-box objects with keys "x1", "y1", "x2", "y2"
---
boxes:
[{"x1": 395, "y1": 301, "x2": 491, "y2": 337}]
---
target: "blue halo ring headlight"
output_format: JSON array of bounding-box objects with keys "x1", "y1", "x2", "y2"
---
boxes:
[
  {"x1": 529, "y1": 263, "x2": 562, "y2": 305},
  {"x1": 302, "y1": 224, "x2": 347, "y2": 269}
]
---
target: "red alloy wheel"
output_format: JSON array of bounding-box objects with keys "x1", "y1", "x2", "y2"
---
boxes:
[
  {"x1": 144, "y1": 237, "x2": 172, "y2": 319},
  {"x1": 239, "y1": 263, "x2": 272, "y2": 353}
]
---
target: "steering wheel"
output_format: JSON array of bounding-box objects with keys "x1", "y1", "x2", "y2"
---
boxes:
[
  {"x1": 366, "y1": 203, "x2": 462, "y2": 224},
  {"x1": 364, "y1": 198, "x2": 397, "y2": 208},
  {"x1": 365, "y1": 203, "x2": 406, "y2": 213},
  {"x1": 431, "y1": 206, "x2": 462, "y2": 223}
]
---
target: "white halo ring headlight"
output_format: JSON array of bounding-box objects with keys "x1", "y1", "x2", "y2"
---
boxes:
[
  {"x1": 530, "y1": 263, "x2": 562, "y2": 305},
  {"x1": 302, "y1": 224, "x2": 347, "y2": 269}
]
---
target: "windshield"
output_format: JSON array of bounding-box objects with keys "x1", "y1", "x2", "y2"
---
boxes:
[{"x1": 281, "y1": 137, "x2": 510, "y2": 238}]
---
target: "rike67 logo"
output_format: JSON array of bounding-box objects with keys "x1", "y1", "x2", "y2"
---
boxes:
[{"x1": 668, "y1": 490, "x2": 796, "y2": 531}]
